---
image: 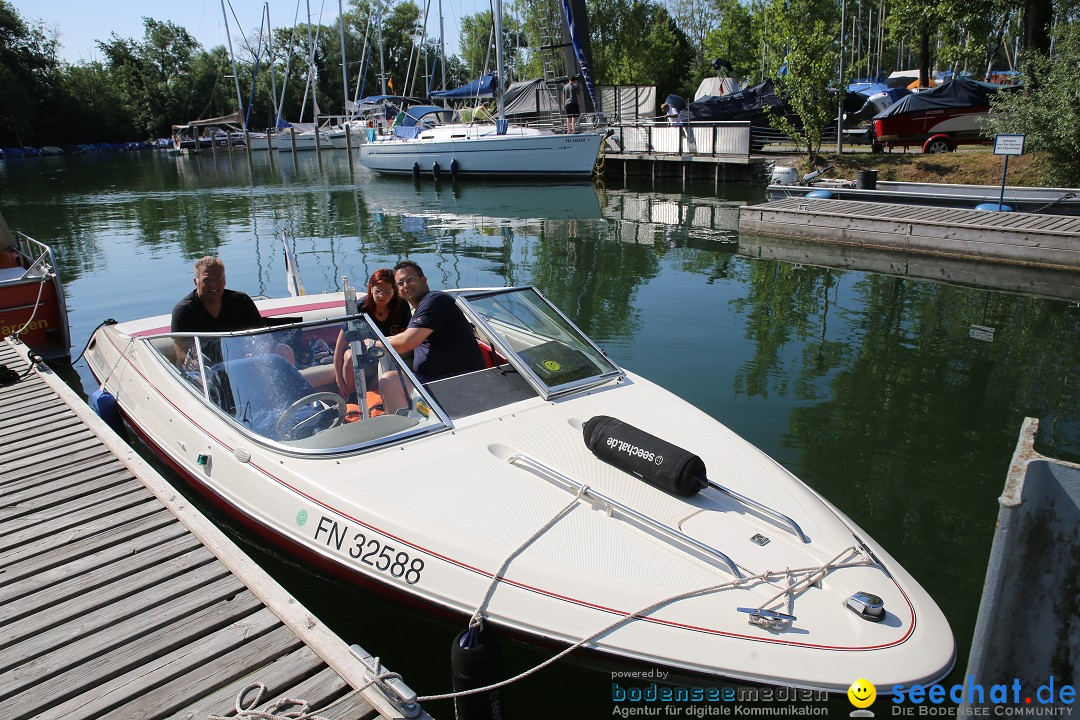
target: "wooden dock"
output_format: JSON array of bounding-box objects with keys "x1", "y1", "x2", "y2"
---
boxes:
[
  {"x1": 0, "y1": 339, "x2": 428, "y2": 720},
  {"x1": 739, "y1": 197, "x2": 1080, "y2": 271}
]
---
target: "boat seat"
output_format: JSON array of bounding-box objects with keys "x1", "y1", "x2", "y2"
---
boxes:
[
  {"x1": 209, "y1": 353, "x2": 326, "y2": 439},
  {"x1": 0, "y1": 267, "x2": 26, "y2": 282}
]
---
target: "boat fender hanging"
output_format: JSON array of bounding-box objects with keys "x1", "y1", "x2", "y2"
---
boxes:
[
  {"x1": 411, "y1": 162, "x2": 420, "y2": 179},
  {"x1": 451, "y1": 624, "x2": 504, "y2": 720},
  {"x1": 432, "y1": 161, "x2": 442, "y2": 180},
  {"x1": 583, "y1": 415, "x2": 707, "y2": 497},
  {"x1": 90, "y1": 388, "x2": 125, "y2": 436},
  {"x1": 450, "y1": 159, "x2": 460, "y2": 177}
]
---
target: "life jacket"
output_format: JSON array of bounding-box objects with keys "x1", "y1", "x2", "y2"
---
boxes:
[{"x1": 345, "y1": 390, "x2": 384, "y2": 422}]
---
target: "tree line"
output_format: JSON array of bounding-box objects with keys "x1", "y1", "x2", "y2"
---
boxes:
[{"x1": 1, "y1": 0, "x2": 1076, "y2": 181}]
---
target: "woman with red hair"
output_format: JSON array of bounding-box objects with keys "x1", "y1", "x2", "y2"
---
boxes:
[{"x1": 333, "y1": 268, "x2": 412, "y2": 401}]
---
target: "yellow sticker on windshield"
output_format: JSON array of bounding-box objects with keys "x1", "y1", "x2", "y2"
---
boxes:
[
  {"x1": 542, "y1": 360, "x2": 562, "y2": 373},
  {"x1": 416, "y1": 400, "x2": 431, "y2": 418}
]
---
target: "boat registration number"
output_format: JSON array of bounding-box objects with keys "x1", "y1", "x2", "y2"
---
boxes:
[{"x1": 311, "y1": 514, "x2": 424, "y2": 584}]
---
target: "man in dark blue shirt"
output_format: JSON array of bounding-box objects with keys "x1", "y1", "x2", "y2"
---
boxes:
[{"x1": 386, "y1": 260, "x2": 484, "y2": 383}]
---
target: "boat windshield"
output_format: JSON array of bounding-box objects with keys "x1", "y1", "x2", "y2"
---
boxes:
[
  {"x1": 150, "y1": 315, "x2": 449, "y2": 452},
  {"x1": 462, "y1": 287, "x2": 621, "y2": 398}
]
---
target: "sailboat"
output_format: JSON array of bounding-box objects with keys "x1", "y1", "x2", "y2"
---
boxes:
[{"x1": 359, "y1": 0, "x2": 606, "y2": 178}]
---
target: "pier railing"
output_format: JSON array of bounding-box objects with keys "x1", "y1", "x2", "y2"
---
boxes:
[{"x1": 607, "y1": 121, "x2": 751, "y2": 159}]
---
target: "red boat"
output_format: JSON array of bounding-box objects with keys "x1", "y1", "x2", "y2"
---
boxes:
[
  {"x1": 872, "y1": 77, "x2": 1020, "y2": 153},
  {"x1": 0, "y1": 211, "x2": 71, "y2": 360}
]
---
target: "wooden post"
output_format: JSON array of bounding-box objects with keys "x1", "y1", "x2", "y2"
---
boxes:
[{"x1": 345, "y1": 126, "x2": 354, "y2": 177}]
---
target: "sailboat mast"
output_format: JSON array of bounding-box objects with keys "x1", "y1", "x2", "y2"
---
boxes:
[
  {"x1": 338, "y1": 0, "x2": 350, "y2": 116},
  {"x1": 306, "y1": 0, "x2": 318, "y2": 123},
  {"x1": 266, "y1": 3, "x2": 281, "y2": 127},
  {"x1": 378, "y1": 0, "x2": 387, "y2": 95},
  {"x1": 221, "y1": 0, "x2": 247, "y2": 130},
  {"x1": 492, "y1": 0, "x2": 507, "y2": 127},
  {"x1": 438, "y1": 0, "x2": 446, "y2": 92}
]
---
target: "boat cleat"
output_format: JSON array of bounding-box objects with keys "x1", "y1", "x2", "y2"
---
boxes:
[
  {"x1": 350, "y1": 644, "x2": 422, "y2": 717},
  {"x1": 737, "y1": 607, "x2": 797, "y2": 631}
]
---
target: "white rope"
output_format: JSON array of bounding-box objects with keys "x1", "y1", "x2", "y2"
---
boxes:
[
  {"x1": 417, "y1": 546, "x2": 873, "y2": 702},
  {"x1": 208, "y1": 682, "x2": 335, "y2": 720},
  {"x1": 98, "y1": 335, "x2": 136, "y2": 390},
  {"x1": 208, "y1": 666, "x2": 403, "y2": 720},
  {"x1": 9, "y1": 272, "x2": 49, "y2": 340},
  {"x1": 467, "y1": 485, "x2": 588, "y2": 629}
]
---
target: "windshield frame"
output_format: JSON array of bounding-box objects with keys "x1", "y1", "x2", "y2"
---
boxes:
[
  {"x1": 142, "y1": 312, "x2": 453, "y2": 456},
  {"x1": 454, "y1": 286, "x2": 623, "y2": 400}
]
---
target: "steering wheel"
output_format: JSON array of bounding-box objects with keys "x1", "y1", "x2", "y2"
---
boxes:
[{"x1": 275, "y1": 392, "x2": 347, "y2": 440}]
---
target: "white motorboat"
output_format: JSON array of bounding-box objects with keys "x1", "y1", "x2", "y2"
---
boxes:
[
  {"x1": 85, "y1": 285, "x2": 955, "y2": 692},
  {"x1": 327, "y1": 121, "x2": 368, "y2": 150},
  {"x1": 273, "y1": 125, "x2": 331, "y2": 152}
]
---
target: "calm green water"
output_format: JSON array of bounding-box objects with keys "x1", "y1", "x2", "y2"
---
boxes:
[{"x1": 2, "y1": 150, "x2": 1078, "y2": 716}]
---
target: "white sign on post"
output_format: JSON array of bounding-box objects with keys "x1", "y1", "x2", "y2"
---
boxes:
[{"x1": 993, "y1": 134, "x2": 1026, "y2": 156}]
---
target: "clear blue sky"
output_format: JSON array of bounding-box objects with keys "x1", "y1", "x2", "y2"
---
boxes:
[{"x1": 10, "y1": 0, "x2": 484, "y2": 65}]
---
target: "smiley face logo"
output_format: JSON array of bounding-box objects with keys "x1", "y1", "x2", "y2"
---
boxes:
[{"x1": 848, "y1": 678, "x2": 877, "y2": 709}]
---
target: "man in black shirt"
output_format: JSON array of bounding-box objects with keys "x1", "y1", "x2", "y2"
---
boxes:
[{"x1": 171, "y1": 256, "x2": 267, "y2": 365}]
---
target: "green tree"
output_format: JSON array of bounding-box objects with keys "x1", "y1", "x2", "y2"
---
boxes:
[
  {"x1": 98, "y1": 18, "x2": 203, "y2": 138},
  {"x1": 987, "y1": 21, "x2": 1080, "y2": 185},
  {"x1": 0, "y1": 0, "x2": 60, "y2": 146},
  {"x1": 587, "y1": 0, "x2": 693, "y2": 96},
  {"x1": 458, "y1": 10, "x2": 526, "y2": 81},
  {"x1": 762, "y1": 0, "x2": 841, "y2": 163},
  {"x1": 701, "y1": 0, "x2": 757, "y2": 85}
]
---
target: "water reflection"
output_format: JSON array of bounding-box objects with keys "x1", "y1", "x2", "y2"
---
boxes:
[{"x1": 1, "y1": 150, "x2": 1078, "y2": 716}]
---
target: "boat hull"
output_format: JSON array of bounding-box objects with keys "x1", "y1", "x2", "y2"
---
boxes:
[
  {"x1": 273, "y1": 131, "x2": 331, "y2": 152},
  {"x1": 768, "y1": 180, "x2": 1080, "y2": 215},
  {"x1": 0, "y1": 237, "x2": 70, "y2": 359},
  {"x1": 359, "y1": 131, "x2": 604, "y2": 177},
  {"x1": 873, "y1": 106, "x2": 989, "y2": 148}
]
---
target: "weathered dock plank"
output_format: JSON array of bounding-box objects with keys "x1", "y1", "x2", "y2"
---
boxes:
[
  {"x1": 0, "y1": 338, "x2": 428, "y2": 720},
  {"x1": 739, "y1": 198, "x2": 1080, "y2": 270}
]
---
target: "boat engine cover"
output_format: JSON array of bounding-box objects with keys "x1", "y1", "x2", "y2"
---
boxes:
[
  {"x1": 583, "y1": 415, "x2": 707, "y2": 497},
  {"x1": 770, "y1": 166, "x2": 798, "y2": 185}
]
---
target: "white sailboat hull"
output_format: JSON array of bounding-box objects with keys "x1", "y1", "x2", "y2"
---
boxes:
[{"x1": 360, "y1": 125, "x2": 604, "y2": 177}]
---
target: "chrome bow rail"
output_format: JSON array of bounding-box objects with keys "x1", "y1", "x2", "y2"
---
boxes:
[{"x1": 506, "y1": 453, "x2": 743, "y2": 578}]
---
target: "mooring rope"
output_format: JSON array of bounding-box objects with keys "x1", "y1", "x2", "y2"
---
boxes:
[
  {"x1": 417, "y1": 522, "x2": 872, "y2": 703},
  {"x1": 8, "y1": 271, "x2": 49, "y2": 342},
  {"x1": 209, "y1": 660, "x2": 403, "y2": 720},
  {"x1": 467, "y1": 485, "x2": 588, "y2": 630}
]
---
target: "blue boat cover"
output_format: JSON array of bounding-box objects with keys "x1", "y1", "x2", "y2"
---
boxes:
[
  {"x1": 400, "y1": 106, "x2": 457, "y2": 127},
  {"x1": 430, "y1": 74, "x2": 497, "y2": 99},
  {"x1": 847, "y1": 81, "x2": 891, "y2": 96},
  {"x1": 874, "y1": 77, "x2": 1020, "y2": 120}
]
